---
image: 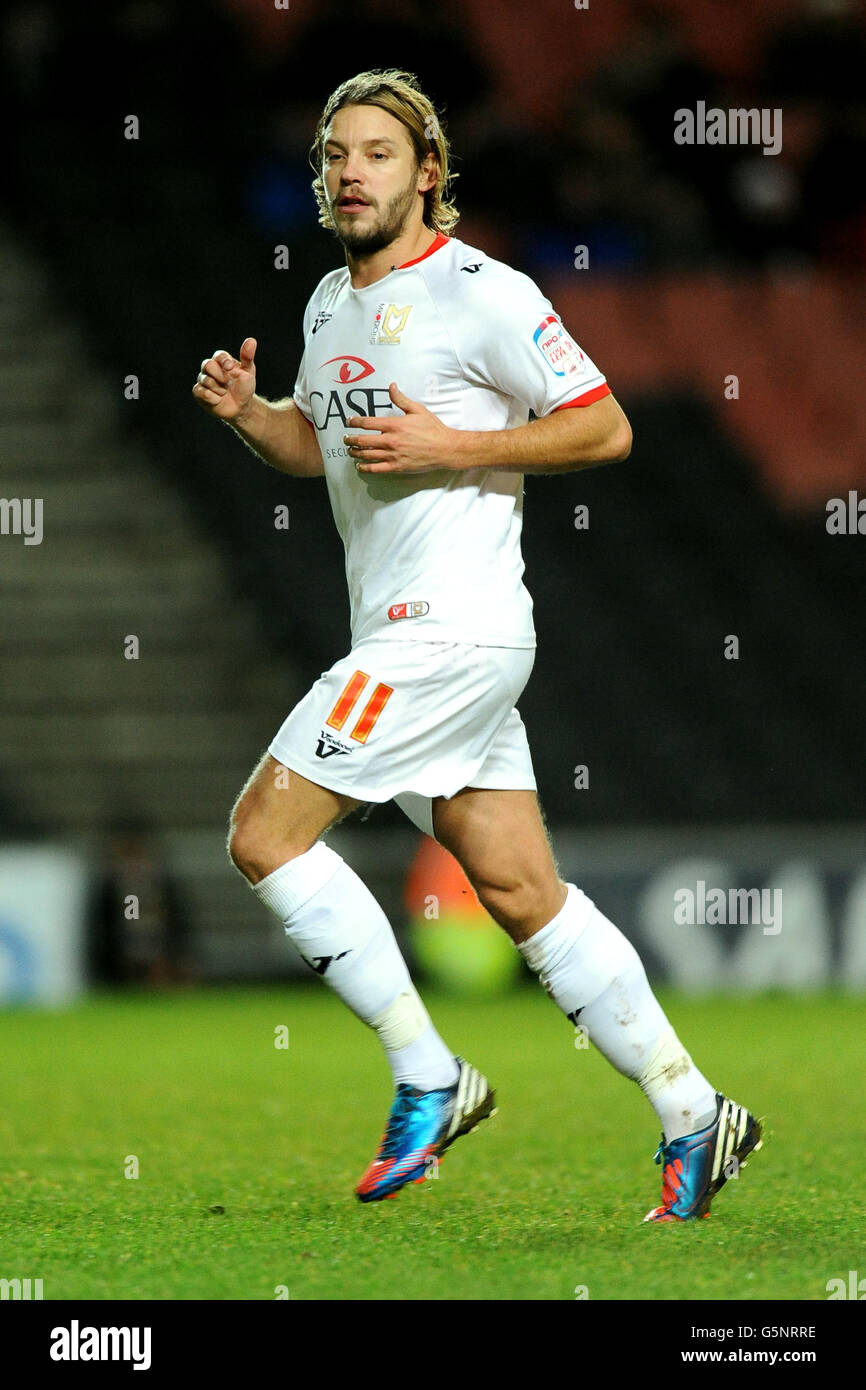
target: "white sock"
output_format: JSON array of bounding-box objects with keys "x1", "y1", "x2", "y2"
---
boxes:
[
  {"x1": 518, "y1": 884, "x2": 717, "y2": 1141},
  {"x1": 253, "y1": 842, "x2": 459, "y2": 1092}
]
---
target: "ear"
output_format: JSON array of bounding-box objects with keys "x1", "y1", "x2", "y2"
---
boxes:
[{"x1": 417, "y1": 152, "x2": 438, "y2": 194}]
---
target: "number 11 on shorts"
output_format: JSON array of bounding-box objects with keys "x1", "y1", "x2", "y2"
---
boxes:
[{"x1": 325, "y1": 670, "x2": 394, "y2": 744}]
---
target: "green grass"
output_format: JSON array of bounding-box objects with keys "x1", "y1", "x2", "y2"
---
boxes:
[{"x1": 0, "y1": 986, "x2": 862, "y2": 1301}]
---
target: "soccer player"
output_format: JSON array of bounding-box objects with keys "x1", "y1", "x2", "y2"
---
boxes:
[{"x1": 192, "y1": 69, "x2": 761, "y2": 1221}]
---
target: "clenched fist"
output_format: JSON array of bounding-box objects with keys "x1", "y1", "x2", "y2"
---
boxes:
[{"x1": 192, "y1": 338, "x2": 258, "y2": 423}]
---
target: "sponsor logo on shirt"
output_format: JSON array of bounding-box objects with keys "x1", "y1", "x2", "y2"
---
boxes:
[
  {"x1": 533, "y1": 315, "x2": 587, "y2": 379},
  {"x1": 311, "y1": 311, "x2": 333, "y2": 335},
  {"x1": 309, "y1": 385, "x2": 397, "y2": 429},
  {"x1": 387, "y1": 601, "x2": 430, "y2": 621},
  {"x1": 315, "y1": 729, "x2": 353, "y2": 758},
  {"x1": 460, "y1": 262, "x2": 483, "y2": 273},
  {"x1": 320, "y1": 355, "x2": 375, "y2": 383},
  {"x1": 371, "y1": 303, "x2": 413, "y2": 345}
]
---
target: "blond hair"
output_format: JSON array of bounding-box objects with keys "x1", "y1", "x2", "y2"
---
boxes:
[{"x1": 309, "y1": 69, "x2": 459, "y2": 235}]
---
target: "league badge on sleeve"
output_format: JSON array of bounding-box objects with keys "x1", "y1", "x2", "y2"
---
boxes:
[{"x1": 533, "y1": 315, "x2": 587, "y2": 379}]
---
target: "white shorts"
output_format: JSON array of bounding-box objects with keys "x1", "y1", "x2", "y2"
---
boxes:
[{"x1": 268, "y1": 639, "x2": 537, "y2": 839}]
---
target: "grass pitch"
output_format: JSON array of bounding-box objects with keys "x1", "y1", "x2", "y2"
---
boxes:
[{"x1": 0, "y1": 986, "x2": 861, "y2": 1301}]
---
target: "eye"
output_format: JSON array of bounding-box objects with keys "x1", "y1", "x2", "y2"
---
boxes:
[
  {"x1": 321, "y1": 355, "x2": 375, "y2": 384},
  {"x1": 370, "y1": 151, "x2": 387, "y2": 160}
]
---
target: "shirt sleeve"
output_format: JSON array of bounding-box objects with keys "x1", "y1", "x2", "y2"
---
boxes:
[
  {"x1": 292, "y1": 298, "x2": 315, "y2": 423},
  {"x1": 454, "y1": 268, "x2": 611, "y2": 416}
]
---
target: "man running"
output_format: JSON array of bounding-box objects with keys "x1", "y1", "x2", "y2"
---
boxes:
[{"x1": 192, "y1": 69, "x2": 761, "y2": 1220}]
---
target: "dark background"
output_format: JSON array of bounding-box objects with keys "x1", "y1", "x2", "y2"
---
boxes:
[{"x1": 2, "y1": 1, "x2": 865, "y2": 943}]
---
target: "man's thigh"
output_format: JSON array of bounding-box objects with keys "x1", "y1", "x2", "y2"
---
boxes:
[{"x1": 431, "y1": 787, "x2": 567, "y2": 941}]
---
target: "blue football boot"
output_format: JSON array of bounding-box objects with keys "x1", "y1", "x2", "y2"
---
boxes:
[
  {"x1": 356, "y1": 1057, "x2": 496, "y2": 1203},
  {"x1": 644, "y1": 1092, "x2": 763, "y2": 1222}
]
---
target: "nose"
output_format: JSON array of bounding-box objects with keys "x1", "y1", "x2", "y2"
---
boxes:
[{"x1": 339, "y1": 153, "x2": 365, "y2": 186}]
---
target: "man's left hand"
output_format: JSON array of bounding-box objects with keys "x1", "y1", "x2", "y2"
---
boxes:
[{"x1": 345, "y1": 383, "x2": 463, "y2": 474}]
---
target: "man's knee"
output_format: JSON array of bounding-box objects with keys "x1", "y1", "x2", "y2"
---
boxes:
[
  {"x1": 226, "y1": 758, "x2": 360, "y2": 885},
  {"x1": 227, "y1": 790, "x2": 302, "y2": 884}
]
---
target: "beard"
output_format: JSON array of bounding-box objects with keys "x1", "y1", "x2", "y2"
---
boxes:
[{"x1": 330, "y1": 168, "x2": 420, "y2": 256}]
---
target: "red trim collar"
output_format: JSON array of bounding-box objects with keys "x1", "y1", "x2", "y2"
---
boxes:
[{"x1": 398, "y1": 232, "x2": 450, "y2": 269}]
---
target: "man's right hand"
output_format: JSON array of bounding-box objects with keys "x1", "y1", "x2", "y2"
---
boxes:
[
  {"x1": 193, "y1": 338, "x2": 258, "y2": 424},
  {"x1": 192, "y1": 335, "x2": 323, "y2": 477}
]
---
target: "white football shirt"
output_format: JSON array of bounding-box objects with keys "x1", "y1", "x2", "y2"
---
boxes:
[{"x1": 293, "y1": 233, "x2": 610, "y2": 649}]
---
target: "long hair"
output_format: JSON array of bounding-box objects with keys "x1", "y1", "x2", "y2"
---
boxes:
[{"x1": 309, "y1": 69, "x2": 459, "y2": 235}]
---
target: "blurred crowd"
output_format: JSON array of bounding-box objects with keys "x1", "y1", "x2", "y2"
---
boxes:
[{"x1": 3, "y1": 0, "x2": 865, "y2": 275}]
